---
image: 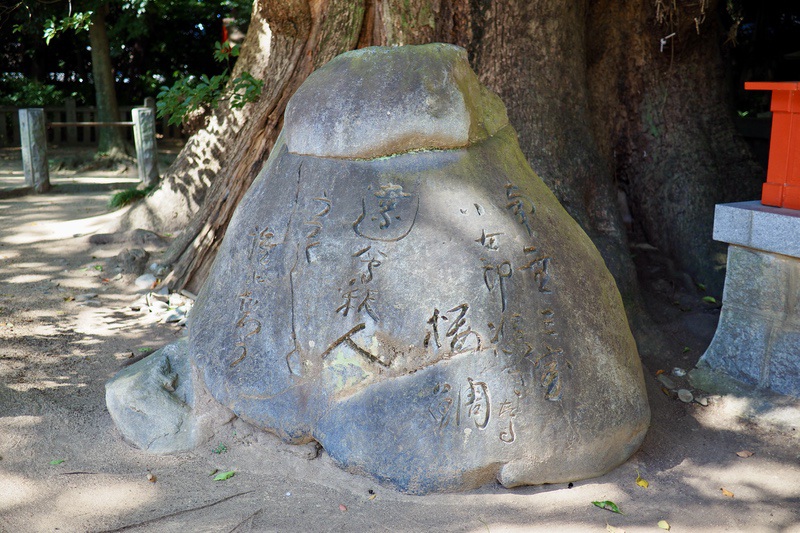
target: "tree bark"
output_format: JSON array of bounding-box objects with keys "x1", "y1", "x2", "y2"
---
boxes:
[
  {"x1": 134, "y1": 0, "x2": 760, "y2": 342},
  {"x1": 89, "y1": 4, "x2": 128, "y2": 157}
]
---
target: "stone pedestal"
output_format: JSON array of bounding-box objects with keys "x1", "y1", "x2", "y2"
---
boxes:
[{"x1": 697, "y1": 201, "x2": 800, "y2": 397}]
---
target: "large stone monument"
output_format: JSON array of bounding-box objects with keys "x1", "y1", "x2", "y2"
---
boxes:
[{"x1": 107, "y1": 44, "x2": 650, "y2": 494}]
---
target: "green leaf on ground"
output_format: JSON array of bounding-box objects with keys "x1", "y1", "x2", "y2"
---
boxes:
[
  {"x1": 696, "y1": 282, "x2": 706, "y2": 291},
  {"x1": 592, "y1": 500, "x2": 623, "y2": 514},
  {"x1": 658, "y1": 520, "x2": 671, "y2": 530},
  {"x1": 635, "y1": 471, "x2": 649, "y2": 488},
  {"x1": 49, "y1": 459, "x2": 65, "y2": 465},
  {"x1": 702, "y1": 296, "x2": 717, "y2": 304},
  {"x1": 682, "y1": 346, "x2": 691, "y2": 353},
  {"x1": 213, "y1": 470, "x2": 235, "y2": 481}
]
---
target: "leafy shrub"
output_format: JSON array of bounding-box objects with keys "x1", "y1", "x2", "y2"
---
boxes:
[
  {"x1": 156, "y1": 42, "x2": 263, "y2": 126},
  {"x1": 0, "y1": 74, "x2": 65, "y2": 107}
]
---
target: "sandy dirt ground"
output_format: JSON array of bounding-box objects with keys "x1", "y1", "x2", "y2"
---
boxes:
[{"x1": 0, "y1": 147, "x2": 799, "y2": 532}]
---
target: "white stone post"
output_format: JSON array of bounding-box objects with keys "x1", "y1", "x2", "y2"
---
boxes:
[
  {"x1": 19, "y1": 108, "x2": 51, "y2": 193},
  {"x1": 132, "y1": 107, "x2": 159, "y2": 186}
]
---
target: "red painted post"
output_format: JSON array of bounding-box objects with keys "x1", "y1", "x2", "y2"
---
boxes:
[{"x1": 745, "y1": 81, "x2": 800, "y2": 210}]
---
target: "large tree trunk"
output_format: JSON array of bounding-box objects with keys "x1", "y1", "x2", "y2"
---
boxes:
[
  {"x1": 134, "y1": 0, "x2": 760, "y2": 343},
  {"x1": 89, "y1": 4, "x2": 128, "y2": 157}
]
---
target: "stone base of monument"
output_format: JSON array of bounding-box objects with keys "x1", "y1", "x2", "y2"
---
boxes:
[
  {"x1": 105, "y1": 339, "x2": 235, "y2": 453},
  {"x1": 692, "y1": 201, "x2": 800, "y2": 397}
]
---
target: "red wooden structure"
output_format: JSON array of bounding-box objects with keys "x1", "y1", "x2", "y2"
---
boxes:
[{"x1": 745, "y1": 81, "x2": 800, "y2": 210}]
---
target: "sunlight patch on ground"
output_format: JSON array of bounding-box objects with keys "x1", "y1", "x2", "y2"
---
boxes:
[
  {"x1": 4, "y1": 274, "x2": 51, "y2": 284},
  {"x1": 0, "y1": 471, "x2": 37, "y2": 511},
  {"x1": 7, "y1": 380, "x2": 87, "y2": 392},
  {"x1": 679, "y1": 457, "x2": 800, "y2": 500},
  {"x1": 52, "y1": 480, "x2": 157, "y2": 517},
  {"x1": 5, "y1": 261, "x2": 51, "y2": 270},
  {"x1": 2, "y1": 209, "x2": 126, "y2": 245},
  {"x1": 0, "y1": 415, "x2": 44, "y2": 428}
]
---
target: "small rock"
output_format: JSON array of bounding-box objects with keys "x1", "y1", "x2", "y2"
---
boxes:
[
  {"x1": 163, "y1": 309, "x2": 185, "y2": 323},
  {"x1": 113, "y1": 248, "x2": 150, "y2": 276},
  {"x1": 150, "y1": 301, "x2": 169, "y2": 312},
  {"x1": 131, "y1": 229, "x2": 168, "y2": 248},
  {"x1": 147, "y1": 473, "x2": 157, "y2": 483},
  {"x1": 671, "y1": 367, "x2": 686, "y2": 377},
  {"x1": 677, "y1": 389, "x2": 694, "y2": 403},
  {"x1": 153, "y1": 285, "x2": 169, "y2": 296},
  {"x1": 88, "y1": 233, "x2": 115, "y2": 245},
  {"x1": 134, "y1": 273, "x2": 157, "y2": 290},
  {"x1": 148, "y1": 292, "x2": 169, "y2": 303},
  {"x1": 657, "y1": 374, "x2": 676, "y2": 390},
  {"x1": 694, "y1": 395, "x2": 709, "y2": 406},
  {"x1": 169, "y1": 294, "x2": 189, "y2": 307}
]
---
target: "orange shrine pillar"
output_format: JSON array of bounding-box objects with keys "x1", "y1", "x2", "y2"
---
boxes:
[{"x1": 745, "y1": 81, "x2": 800, "y2": 210}]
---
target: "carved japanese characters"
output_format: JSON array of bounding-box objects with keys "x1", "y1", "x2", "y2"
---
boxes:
[{"x1": 112, "y1": 43, "x2": 650, "y2": 495}]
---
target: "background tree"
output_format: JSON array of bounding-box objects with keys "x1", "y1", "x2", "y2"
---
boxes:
[
  {"x1": 1, "y1": 0, "x2": 250, "y2": 152},
  {"x1": 41, "y1": 1, "x2": 800, "y2": 343}
]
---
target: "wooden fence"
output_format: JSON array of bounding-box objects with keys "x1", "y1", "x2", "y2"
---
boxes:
[{"x1": 0, "y1": 97, "x2": 186, "y2": 148}]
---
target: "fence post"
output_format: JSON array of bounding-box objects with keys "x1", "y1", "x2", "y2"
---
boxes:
[
  {"x1": 132, "y1": 107, "x2": 159, "y2": 186},
  {"x1": 19, "y1": 109, "x2": 51, "y2": 193},
  {"x1": 65, "y1": 97, "x2": 78, "y2": 144}
]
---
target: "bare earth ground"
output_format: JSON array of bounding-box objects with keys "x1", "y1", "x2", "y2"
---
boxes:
[{"x1": 0, "y1": 146, "x2": 799, "y2": 532}]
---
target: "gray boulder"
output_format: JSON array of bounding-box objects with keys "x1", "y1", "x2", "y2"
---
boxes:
[
  {"x1": 186, "y1": 43, "x2": 649, "y2": 494},
  {"x1": 104, "y1": 43, "x2": 650, "y2": 493}
]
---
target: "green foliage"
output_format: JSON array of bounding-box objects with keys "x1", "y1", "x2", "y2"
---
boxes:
[
  {"x1": 0, "y1": 74, "x2": 65, "y2": 106},
  {"x1": 211, "y1": 443, "x2": 228, "y2": 454},
  {"x1": 109, "y1": 185, "x2": 155, "y2": 209},
  {"x1": 156, "y1": 42, "x2": 263, "y2": 126},
  {"x1": 43, "y1": 11, "x2": 93, "y2": 45},
  {"x1": 1, "y1": 0, "x2": 253, "y2": 107}
]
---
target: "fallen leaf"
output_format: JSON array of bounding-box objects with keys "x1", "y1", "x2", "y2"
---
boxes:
[
  {"x1": 635, "y1": 472, "x2": 649, "y2": 489},
  {"x1": 147, "y1": 473, "x2": 157, "y2": 483},
  {"x1": 369, "y1": 494, "x2": 377, "y2": 501},
  {"x1": 682, "y1": 346, "x2": 691, "y2": 353},
  {"x1": 658, "y1": 519, "x2": 671, "y2": 530},
  {"x1": 592, "y1": 500, "x2": 623, "y2": 514},
  {"x1": 697, "y1": 282, "x2": 706, "y2": 291},
  {"x1": 339, "y1": 504, "x2": 347, "y2": 512},
  {"x1": 213, "y1": 470, "x2": 235, "y2": 481},
  {"x1": 736, "y1": 450, "x2": 754, "y2": 458},
  {"x1": 720, "y1": 487, "x2": 734, "y2": 498},
  {"x1": 49, "y1": 459, "x2": 65, "y2": 465},
  {"x1": 655, "y1": 369, "x2": 666, "y2": 376},
  {"x1": 702, "y1": 296, "x2": 718, "y2": 304},
  {"x1": 606, "y1": 524, "x2": 625, "y2": 533}
]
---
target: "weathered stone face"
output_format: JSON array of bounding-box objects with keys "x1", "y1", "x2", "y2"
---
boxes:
[{"x1": 189, "y1": 43, "x2": 650, "y2": 494}]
